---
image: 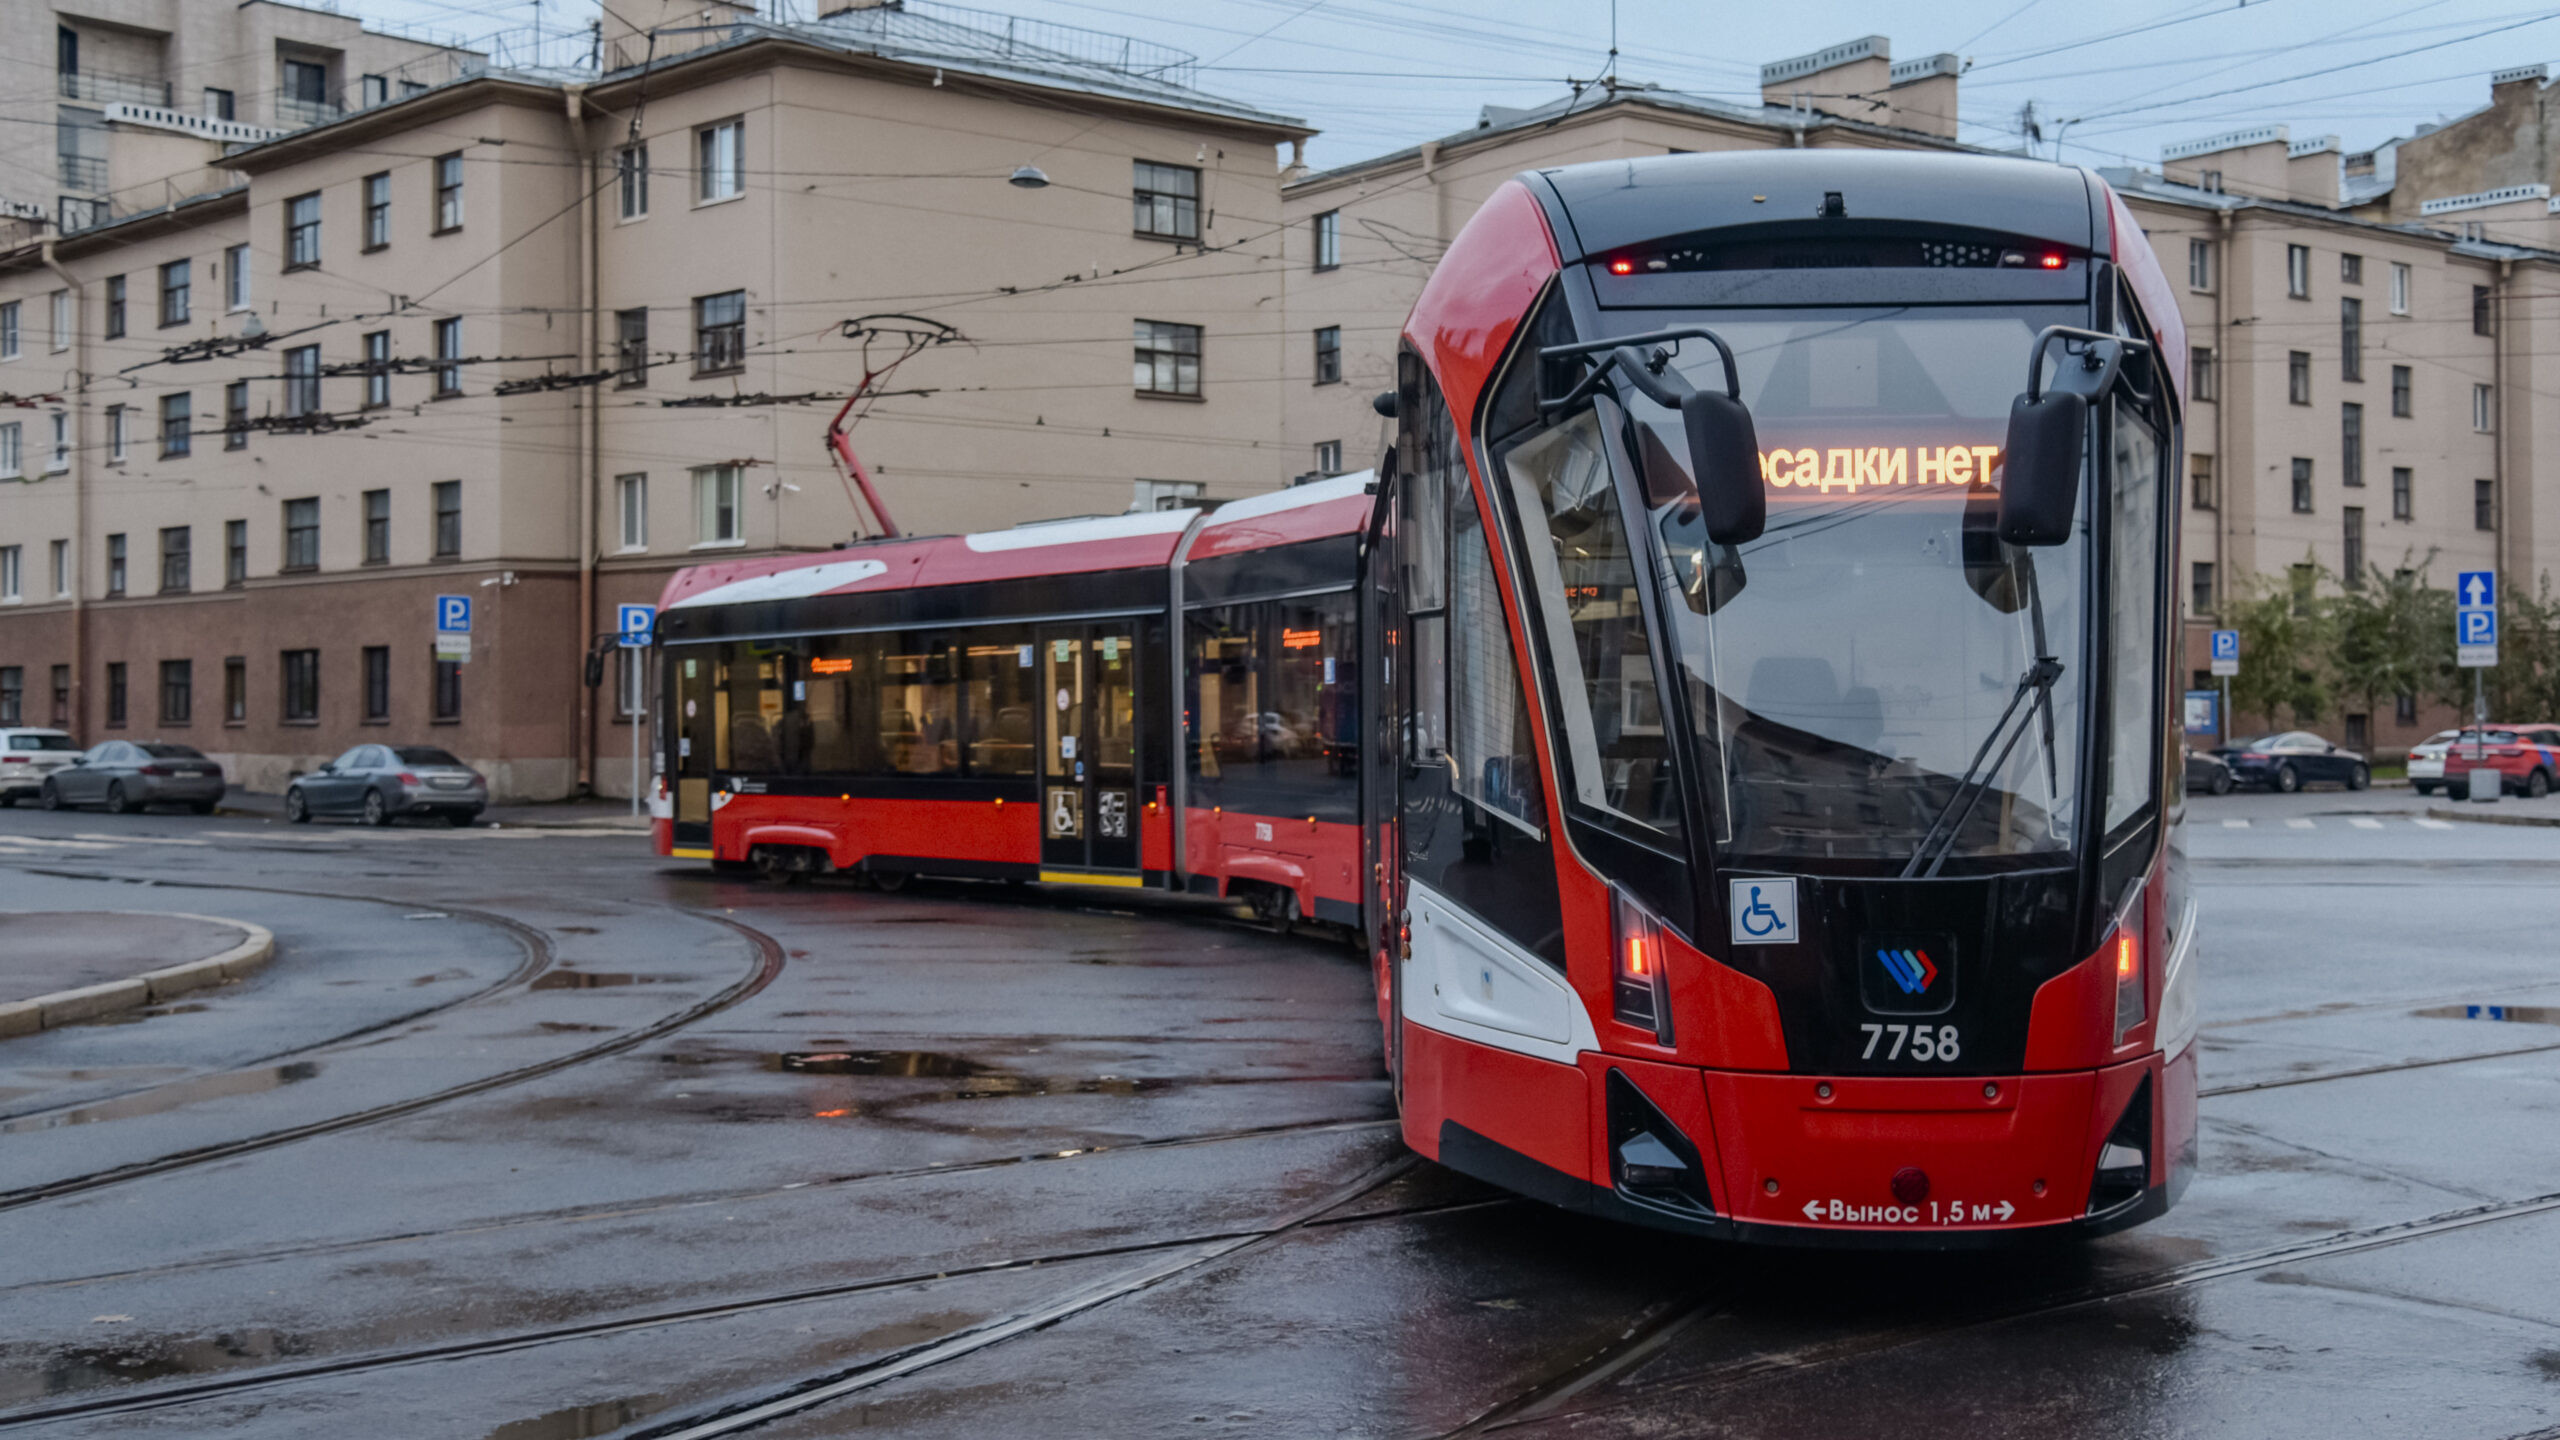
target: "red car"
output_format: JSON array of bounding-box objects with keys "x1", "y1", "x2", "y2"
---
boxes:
[{"x1": 2408, "y1": 724, "x2": 2560, "y2": 798}]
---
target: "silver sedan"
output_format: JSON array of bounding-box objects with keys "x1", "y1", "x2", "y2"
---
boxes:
[
  {"x1": 40, "y1": 740, "x2": 227, "y2": 814},
  {"x1": 286, "y1": 743, "x2": 488, "y2": 826}
]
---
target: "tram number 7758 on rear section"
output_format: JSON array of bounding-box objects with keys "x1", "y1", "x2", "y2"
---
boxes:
[{"x1": 1861, "y1": 1023, "x2": 1962, "y2": 1062}]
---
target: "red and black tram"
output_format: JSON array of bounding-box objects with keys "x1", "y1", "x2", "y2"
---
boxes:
[{"x1": 652, "y1": 148, "x2": 2198, "y2": 1246}]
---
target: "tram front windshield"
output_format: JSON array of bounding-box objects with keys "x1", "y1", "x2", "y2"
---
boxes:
[{"x1": 1629, "y1": 307, "x2": 2088, "y2": 875}]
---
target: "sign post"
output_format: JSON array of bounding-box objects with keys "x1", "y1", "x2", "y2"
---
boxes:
[
  {"x1": 2209, "y1": 629, "x2": 2238, "y2": 743},
  {"x1": 434, "y1": 594, "x2": 472, "y2": 664},
  {"x1": 2457, "y1": 571, "x2": 2499, "y2": 802},
  {"x1": 618, "y1": 604, "x2": 656, "y2": 817}
]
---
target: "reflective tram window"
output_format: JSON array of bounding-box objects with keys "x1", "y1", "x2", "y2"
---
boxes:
[
  {"x1": 702, "y1": 627, "x2": 1042, "y2": 781},
  {"x1": 2106, "y1": 399, "x2": 2166, "y2": 837},
  {"x1": 1186, "y1": 594, "x2": 1356, "y2": 821}
]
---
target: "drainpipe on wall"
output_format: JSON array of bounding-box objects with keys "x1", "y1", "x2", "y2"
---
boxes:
[
  {"x1": 569, "y1": 84, "x2": 599, "y2": 797},
  {"x1": 2214, "y1": 208, "x2": 2230, "y2": 665},
  {"x1": 39, "y1": 239, "x2": 86, "y2": 742},
  {"x1": 2494, "y1": 257, "x2": 2510, "y2": 597}
]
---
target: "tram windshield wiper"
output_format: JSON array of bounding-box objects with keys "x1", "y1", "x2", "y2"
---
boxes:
[{"x1": 1900, "y1": 654, "x2": 2064, "y2": 880}]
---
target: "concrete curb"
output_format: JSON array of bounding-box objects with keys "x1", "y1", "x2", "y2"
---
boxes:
[
  {"x1": 2425, "y1": 806, "x2": 2560, "y2": 829},
  {"x1": 0, "y1": 913, "x2": 276, "y2": 1040}
]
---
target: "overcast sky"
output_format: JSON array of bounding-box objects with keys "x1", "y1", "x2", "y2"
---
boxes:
[{"x1": 351, "y1": 0, "x2": 2557, "y2": 171}]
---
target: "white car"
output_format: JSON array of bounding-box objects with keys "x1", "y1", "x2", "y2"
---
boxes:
[
  {"x1": 2404, "y1": 730, "x2": 2460, "y2": 787},
  {"x1": 0, "y1": 728, "x2": 82, "y2": 806}
]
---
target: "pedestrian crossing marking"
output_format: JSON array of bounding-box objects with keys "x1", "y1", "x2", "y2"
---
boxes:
[
  {"x1": 2222, "y1": 819, "x2": 2250, "y2": 828},
  {"x1": 2348, "y1": 817, "x2": 2384, "y2": 829},
  {"x1": 2285, "y1": 818, "x2": 2316, "y2": 829},
  {"x1": 2413, "y1": 818, "x2": 2455, "y2": 830}
]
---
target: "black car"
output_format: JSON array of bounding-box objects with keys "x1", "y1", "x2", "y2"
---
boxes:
[
  {"x1": 2183, "y1": 746, "x2": 2235, "y2": 795},
  {"x1": 2215, "y1": 731, "x2": 2369, "y2": 793}
]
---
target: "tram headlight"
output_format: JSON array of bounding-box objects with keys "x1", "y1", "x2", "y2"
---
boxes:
[
  {"x1": 2112, "y1": 926, "x2": 2146, "y2": 1045},
  {"x1": 1612, "y1": 887, "x2": 1674, "y2": 1046}
]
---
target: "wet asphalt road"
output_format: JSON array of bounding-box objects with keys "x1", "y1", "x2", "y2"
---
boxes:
[{"x1": 1, "y1": 794, "x2": 2557, "y2": 1438}]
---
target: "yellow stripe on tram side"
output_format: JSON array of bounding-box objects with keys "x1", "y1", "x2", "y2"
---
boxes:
[
  {"x1": 672, "y1": 848, "x2": 714, "y2": 860},
  {"x1": 1038, "y1": 870, "x2": 1146, "y2": 888}
]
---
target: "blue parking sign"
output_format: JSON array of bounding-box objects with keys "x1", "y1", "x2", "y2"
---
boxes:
[
  {"x1": 618, "y1": 603, "x2": 657, "y2": 648},
  {"x1": 435, "y1": 594, "x2": 471, "y2": 633},
  {"x1": 2461, "y1": 609, "x2": 2497, "y2": 646},
  {"x1": 2209, "y1": 629, "x2": 2238, "y2": 663}
]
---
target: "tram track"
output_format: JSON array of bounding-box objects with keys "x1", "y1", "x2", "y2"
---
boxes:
[
  {"x1": 0, "y1": 1156, "x2": 1446, "y2": 1431},
  {"x1": 0, "y1": 876, "x2": 787, "y2": 1214}
]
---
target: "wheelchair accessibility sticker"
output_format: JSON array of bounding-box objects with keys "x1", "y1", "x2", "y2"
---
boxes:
[{"x1": 1730, "y1": 877, "x2": 1798, "y2": 946}]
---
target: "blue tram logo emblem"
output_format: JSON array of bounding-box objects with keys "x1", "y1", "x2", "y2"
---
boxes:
[{"x1": 1861, "y1": 932, "x2": 1956, "y2": 1016}]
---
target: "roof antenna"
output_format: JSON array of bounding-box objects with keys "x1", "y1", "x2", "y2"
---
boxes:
[{"x1": 1605, "y1": 0, "x2": 1619, "y2": 88}]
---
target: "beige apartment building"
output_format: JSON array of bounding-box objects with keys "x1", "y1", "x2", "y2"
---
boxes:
[
  {"x1": 1277, "y1": 44, "x2": 2560, "y2": 758},
  {"x1": 0, "y1": 0, "x2": 1308, "y2": 799}
]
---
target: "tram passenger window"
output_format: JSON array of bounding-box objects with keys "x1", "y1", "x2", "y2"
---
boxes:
[
  {"x1": 2106, "y1": 403, "x2": 2166, "y2": 836},
  {"x1": 1499, "y1": 408, "x2": 1681, "y2": 837},
  {"x1": 880, "y1": 635, "x2": 958, "y2": 776},
  {"x1": 719, "y1": 645, "x2": 785, "y2": 773},
  {"x1": 962, "y1": 630, "x2": 1037, "y2": 777},
  {"x1": 1451, "y1": 484, "x2": 1543, "y2": 834},
  {"x1": 1269, "y1": 595, "x2": 1358, "y2": 816},
  {"x1": 1188, "y1": 611, "x2": 1258, "y2": 804},
  {"x1": 802, "y1": 635, "x2": 881, "y2": 776}
]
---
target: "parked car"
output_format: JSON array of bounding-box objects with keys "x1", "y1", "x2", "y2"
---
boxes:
[
  {"x1": 2183, "y1": 745, "x2": 2235, "y2": 796},
  {"x1": 285, "y1": 744, "x2": 487, "y2": 826},
  {"x1": 2215, "y1": 731, "x2": 2369, "y2": 793},
  {"x1": 2407, "y1": 724, "x2": 2560, "y2": 798},
  {"x1": 38, "y1": 740, "x2": 226, "y2": 813},
  {"x1": 0, "y1": 728, "x2": 82, "y2": 807}
]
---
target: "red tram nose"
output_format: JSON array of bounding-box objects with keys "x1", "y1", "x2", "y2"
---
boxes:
[{"x1": 1889, "y1": 1167, "x2": 1930, "y2": 1206}]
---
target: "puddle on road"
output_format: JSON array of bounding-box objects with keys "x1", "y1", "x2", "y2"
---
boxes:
[
  {"x1": 529, "y1": 970, "x2": 674, "y2": 990},
  {"x1": 2413, "y1": 1003, "x2": 2560, "y2": 1026},
  {"x1": 767, "y1": 1049, "x2": 990, "y2": 1077},
  {"x1": 483, "y1": 1393, "x2": 667, "y2": 1440},
  {"x1": 0, "y1": 1060, "x2": 319, "y2": 1134}
]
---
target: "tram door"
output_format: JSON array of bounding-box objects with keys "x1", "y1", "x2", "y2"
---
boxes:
[
  {"x1": 1038, "y1": 626, "x2": 1140, "y2": 875},
  {"x1": 670, "y1": 647, "x2": 716, "y2": 849},
  {"x1": 1359, "y1": 462, "x2": 1406, "y2": 1089}
]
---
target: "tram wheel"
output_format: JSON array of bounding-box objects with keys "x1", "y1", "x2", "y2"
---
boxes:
[{"x1": 872, "y1": 868, "x2": 909, "y2": 893}]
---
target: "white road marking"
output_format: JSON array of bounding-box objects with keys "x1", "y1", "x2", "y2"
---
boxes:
[
  {"x1": 2348, "y1": 817, "x2": 2384, "y2": 829},
  {"x1": 2413, "y1": 817, "x2": 2455, "y2": 830},
  {"x1": 73, "y1": 832, "x2": 208, "y2": 846},
  {"x1": 2285, "y1": 818, "x2": 2316, "y2": 829},
  {"x1": 2222, "y1": 819, "x2": 2250, "y2": 828},
  {"x1": 0, "y1": 836, "x2": 119, "y2": 850}
]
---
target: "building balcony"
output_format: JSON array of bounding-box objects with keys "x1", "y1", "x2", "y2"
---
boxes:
[
  {"x1": 58, "y1": 154, "x2": 108, "y2": 192},
  {"x1": 59, "y1": 70, "x2": 172, "y2": 107},
  {"x1": 275, "y1": 95, "x2": 345, "y2": 128}
]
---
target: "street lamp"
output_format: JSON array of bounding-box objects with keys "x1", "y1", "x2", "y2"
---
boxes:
[{"x1": 1008, "y1": 165, "x2": 1050, "y2": 189}]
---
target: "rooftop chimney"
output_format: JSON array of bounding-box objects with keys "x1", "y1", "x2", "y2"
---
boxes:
[
  {"x1": 1760, "y1": 36, "x2": 1890, "y2": 122},
  {"x1": 1883, "y1": 52, "x2": 1959, "y2": 138}
]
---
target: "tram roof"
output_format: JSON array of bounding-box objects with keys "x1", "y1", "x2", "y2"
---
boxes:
[{"x1": 659, "y1": 472, "x2": 1376, "y2": 614}]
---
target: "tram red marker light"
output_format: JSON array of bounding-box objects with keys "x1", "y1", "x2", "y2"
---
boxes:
[
  {"x1": 1611, "y1": 887, "x2": 1672, "y2": 1042},
  {"x1": 2040, "y1": 252, "x2": 2065, "y2": 269},
  {"x1": 1609, "y1": 258, "x2": 1635, "y2": 275},
  {"x1": 1890, "y1": 1167, "x2": 1930, "y2": 1205}
]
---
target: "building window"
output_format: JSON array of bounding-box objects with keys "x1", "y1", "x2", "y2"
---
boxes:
[
  {"x1": 616, "y1": 307, "x2": 648, "y2": 386},
  {"x1": 105, "y1": 275, "x2": 126, "y2": 338},
  {"x1": 363, "y1": 172, "x2": 390, "y2": 249},
  {"x1": 363, "y1": 645, "x2": 390, "y2": 721},
  {"x1": 1314, "y1": 439, "x2": 1344, "y2": 476},
  {"x1": 433, "y1": 152, "x2": 464, "y2": 232},
  {"x1": 361, "y1": 73, "x2": 387, "y2": 108},
  {"x1": 1313, "y1": 326, "x2": 1341, "y2": 385},
  {"x1": 1133, "y1": 320, "x2": 1202, "y2": 397},
  {"x1": 2286, "y1": 351, "x2": 2310, "y2": 405},
  {"x1": 47, "y1": 412, "x2": 66, "y2": 472},
  {"x1": 2187, "y1": 238, "x2": 2214, "y2": 290},
  {"x1": 0, "y1": 423, "x2": 17, "y2": 480},
  {"x1": 2342, "y1": 506, "x2": 2364, "y2": 585},
  {"x1": 223, "y1": 656, "x2": 245, "y2": 723},
  {"x1": 204, "y1": 87, "x2": 234, "y2": 121},
  {"x1": 284, "y1": 344, "x2": 320, "y2": 417},
  {"x1": 1313, "y1": 210, "x2": 1340, "y2": 270},
  {"x1": 433, "y1": 317, "x2": 462, "y2": 396},
  {"x1": 2188, "y1": 346, "x2": 2216, "y2": 402},
  {"x1": 697, "y1": 120, "x2": 742, "y2": 202},
  {"x1": 2390, "y1": 364, "x2": 2411, "y2": 418},
  {"x1": 225, "y1": 519, "x2": 246, "y2": 587},
  {"x1": 1132, "y1": 479, "x2": 1202, "y2": 512},
  {"x1": 106, "y1": 662, "x2": 127, "y2": 726},
  {"x1": 363, "y1": 330, "x2": 390, "y2": 407},
  {"x1": 363, "y1": 488, "x2": 390, "y2": 564},
  {"x1": 51, "y1": 663, "x2": 69, "y2": 725},
  {"x1": 160, "y1": 659, "x2": 191, "y2": 725},
  {"x1": 286, "y1": 192, "x2": 321, "y2": 269},
  {"x1": 2472, "y1": 382, "x2": 2496, "y2": 432},
  {"x1": 2192, "y1": 560, "x2": 2215, "y2": 616},
  {"x1": 50, "y1": 289, "x2": 70, "y2": 350},
  {"x1": 0, "y1": 668, "x2": 18, "y2": 726},
  {"x1": 618, "y1": 144, "x2": 648, "y2": 219},
  {"x1": 693, "y1": 292, "x2": 744, "y2": 374},
  {"x1": 2190, "y1": 453, "x2": 2215, "y2": 510},
  {"x1": 433, "y1": 658, "x2": 462, "y2": 721},
  {"x1": 283, "y1": 497, "x2": 319, "y2": 571},
  {"x1": 281, "y1": 649, "x2": 319, "y2": 723},
  {"x1": 617, "y1": 473, "x2": 647, "y2": 550},
  {"x1": 225, "y1": 244, "x2": 249, "y2": 310},
  {"x1": 2341, "y1": 403, "x2": 2362, "y2": 488},
  {"x1": 2389, "y1": 261, "x2": 2409, "y2": 314},
  {"x1": 1132, "y1": 161, "x2": 1200, "y2": 240},
  {"x1": 106, "y1": 532, "x2": 127, "y2": 596},
  {"x1": 2475, "y1": 478, "x2": 2497, "y2": 531},
  {"x1": 160, "y1": 392, "x2": 190, "y2": 457},
  {"x1": 0, "y1": 300, "x2": 16, "y2": 359},
  {"x1": 2289, "y1": 564, "x2": 2316, "y2": 616},
  {"x1": 2473, "y1": 285, "x2": 2493, "y2": 336},
  {"x1": 158, "y1": 526, "x2": 189, "y2": 592},
  {"x1": 106, "y1": 404, "x2": 126, "y2": 463},
  {"x1": 2291, "y1": 457, "x2": 2313, "y2": 513},
  {"x1": 0, "y1": 545, "x2": 17, "y2": 601},
  {"x1": 283, "y1": 58, "x2": 329, "y2": 110},
  {"x1": 433, "y1": 480, "x2": 461, "y2": 557},
  {"x1": 2340, "y1": 253, "x2": 2362, "y2": 285},
  {"x1": 225, "y1": 381, "x2": 250, "y2": 448},
  {"x1": 2287, "y1": 244, "x2": 2310, "y2": 298},
  {"x1": 2391, "y1": 466, "x2": 2412, "y2": 520},
  {"x1": 694, "y1": 464, "x2": 742, "y2": 544},
  {"x1": 50, "y1": 538, "x2": 66, "y2": 596},
  {"x1": 2340, "y1": 296, "x2": 2361, "y2": 382},
  {"x1": 159, "y1": 258, "x2": 190, "y2": 326}
]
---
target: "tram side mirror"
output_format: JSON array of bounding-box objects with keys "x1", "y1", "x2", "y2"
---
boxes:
[
  {"x1": 1998, "y1": 328, "x2": 2135, "y2": 547},
  {"x1": 1594, "y1": 339, "x2": 1764, "y2": 547}
]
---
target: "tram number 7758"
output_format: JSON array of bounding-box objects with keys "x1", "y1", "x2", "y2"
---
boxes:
[{"x1": 1860, "y1": 1024, "x2": 1962, "y2": 1063}]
